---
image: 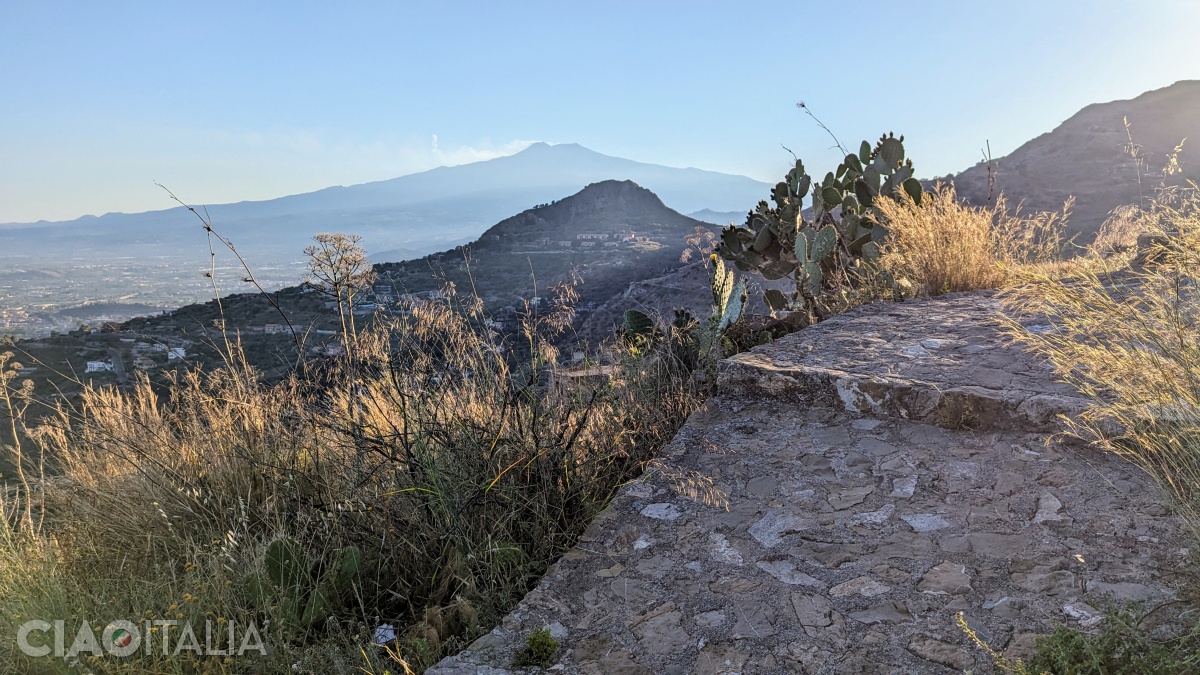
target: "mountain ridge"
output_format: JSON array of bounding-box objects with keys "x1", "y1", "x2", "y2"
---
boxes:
[
  {"x1": 951, "y1": 79, "x2": 1200, "y2": 242},
  {"x1": 0, "y1": 143, "x2": 767, "y2": 231},
  {"x1": 375, "y1": 179, "x2": 717, "y2": 324}
]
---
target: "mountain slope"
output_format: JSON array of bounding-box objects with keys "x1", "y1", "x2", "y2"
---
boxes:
[
  {"x1": 952, "y1": 80, "x2": 1200, "y2": 242},
  {"x1": 0, "y1": 143, "x2": 769, "y2": 263},
  {"x1": 687, "y1": 209, "x2": 746, "y2": 226},
  {"x1": 0, "y1": 144, "x2": 768, "y2": 337},
  {"x1": 376, "y1": 180, "x2": 717, "y2": 320}
]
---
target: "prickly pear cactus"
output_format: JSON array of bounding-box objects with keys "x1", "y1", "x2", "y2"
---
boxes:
[
  {"x1": 265, "y1": 536, "x2": 307, "y2": 593},
  {"x1": 248, "y1": 538, "x2": 362, "y2": 630},
  {"x1": 710, "y1": 256, "x2": 746, "y2": 333},
  {"x1": 716, "y1": 133, "x2": 922, "y2": 321},
  {"x1": 622, "y1": 309, "x2": 656, "y2": 338}
]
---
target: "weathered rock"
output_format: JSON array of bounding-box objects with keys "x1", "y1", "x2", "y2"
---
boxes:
[
  {"x1": 708, "y1": 533, "x2": 744, "y2": 566},
  {"x1": 1014, "y1": 570, "x2": 1078, "y2": 596},
  {"x1": 847, "y1": 602, "x2": 911, "y2": 625},
  {"x1": 830, "y1": 576, "x2": 891, "y2": 598},
  {"x1": 1063, "y1": 601, "x2": 1104, "y2": 628},
  {"x1": 791, "y1": 593, "x2": 834, "y2": 628},
  {"x1": 628, "y1": 603, "x2": 691, "y2": 654},
  {"x1": 748, "y1": 510, "x2": 809, "y2": 547},
  {"x1": 1086, "y1": 580, "x2": 1170, "y2": 603},
  {"x1": 901, "y1": 513, "x2": 951, "y2": 532},
  {"x1": 828, "y1": 486, "x2": 875, "y2": 511},
  {"x1": 891, "y1": 475, "x2": 917, "y2": 498},
  {"x1": 1033, "y1": 491, "x2": 1065, "y2": 524},
  {"x1": 757, "y1": 559, "x2": 821, "y2": 586},
  {"x1": 640, "y1": 503, "x2": 683, "y2": 521},
  {"x1": 693, "y1": 644, "x2": 751, "y2": 675},
  {"x1": 573, "y1": 636, "x2": 651, "y2": 675},
  {"x1": 907, "y1": 637, "x2": 975, "y2": 670},
  {"x1": 918, "y1": 562, "x2": 973, "y2": 596}
]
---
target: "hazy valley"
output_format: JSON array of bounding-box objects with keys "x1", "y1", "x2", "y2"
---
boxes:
[{"x1": 0, "y1": 143, "x2": 767, "y2": 338}]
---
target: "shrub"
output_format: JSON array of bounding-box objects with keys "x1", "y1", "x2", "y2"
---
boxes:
[
  {"x1": 512, "y1": 627, "x2": 558, "y2": 668},
  {"x1": 0, "y1": 278, "x2": 707, "y2": 672},
  {"x1": 960, "y1": 606, "x2": 1200, "y2": 675},
  {"x1": 874, "y1": 184, "x2": 1071, "y2": 296},
  {"x1": 1025, "y1": 611, "x2": 1200, "y2": 675}
]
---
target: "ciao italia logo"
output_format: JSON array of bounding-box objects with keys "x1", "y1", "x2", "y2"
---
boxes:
[{"x1": 16, "y1": 619, "x2": 268, "y2": 658}]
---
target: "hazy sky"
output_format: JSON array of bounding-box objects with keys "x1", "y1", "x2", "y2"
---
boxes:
[{"x1": 2, "y1": 0, "x2": 1198, "y2": 223}]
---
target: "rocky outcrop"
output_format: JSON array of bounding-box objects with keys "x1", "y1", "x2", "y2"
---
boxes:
[
  {"x1": 717, "y1": 292, "x2": 1088, "y2": 432},
  {"x1": 431, "y1": 292, "x2": 1188, "y2": 674}
]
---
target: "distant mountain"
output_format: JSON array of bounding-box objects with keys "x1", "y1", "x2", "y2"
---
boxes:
[
  {"x1": 687, "y1": 209, "x2": 746, "y2": 226},
  {"x1": 367, "y1": 247, "x2": 425, "y2": 264},
  {"x1": 952, "y1": 80, "x2": 1200, "y2": 243},
  {"x1": 377, "y1": 180, "x2": 718, "y2": 320},
  {"x1": 0, "y1": 143, "x2": 770, "y2": 264},
  {"x1": 0, "y1": 143, "x2": 770, "y2": 336}
]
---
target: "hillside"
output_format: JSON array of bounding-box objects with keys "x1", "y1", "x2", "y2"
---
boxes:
[
  {"x1": 376, "y1": 180, "x2": 717, "y2": 325},
  {"x1": 952, "y1": 80, "x2": 1200, "y2": 243},
  {"x1": 4, "y1": 180, "x2": 718, "y2": 397}
]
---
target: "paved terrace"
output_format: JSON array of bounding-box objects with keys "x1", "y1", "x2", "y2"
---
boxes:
[{"x1": 431, "y1": 292, "x2": 1189, "y2": 674}]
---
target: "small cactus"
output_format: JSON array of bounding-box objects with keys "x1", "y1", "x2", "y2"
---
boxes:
[
  {"x1": 253, "y1": 537, "x2": 361, "y2": 631},
  {"x1": 622, "y1": 309, "x2": 656, "y2": 340},
  {"x1": 265, "y1": 536, "x2": 307, "y2": 593},
  {"x1": 332, "y1": 545, "x2": 361, "y2": 590},
  {"x1": 710, "y1": 258, "x2": 746, "y2": 333}
]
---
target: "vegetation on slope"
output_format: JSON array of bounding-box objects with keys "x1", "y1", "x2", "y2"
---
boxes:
[{"x1": 0, "y1": 234, "x2": 737, "y2": 672}]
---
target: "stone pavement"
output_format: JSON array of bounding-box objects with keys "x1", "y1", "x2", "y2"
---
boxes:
[{"x1": 430, "y1": 292, "x2": 1189, "y2": 674}]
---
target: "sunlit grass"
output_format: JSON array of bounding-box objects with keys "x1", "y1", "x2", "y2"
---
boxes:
[
  {"x1": 1004, "y1": 186, "x2": 1200, "y2": 530},
  {"x1": 0, "y1": 279, "x2": 707, "y2": 673},
  {"x1": 876, "y1": 184, "x2": 1072, "y2": 296}
]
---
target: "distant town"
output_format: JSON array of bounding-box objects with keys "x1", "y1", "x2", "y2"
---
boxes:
[{"x1": 0, "y1": 255, "x2": 308, "y2": 339}]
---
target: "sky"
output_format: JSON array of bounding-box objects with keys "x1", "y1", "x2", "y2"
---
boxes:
[{"x1": 1, "y1": 0, "x2": 1198, "y2": 223}]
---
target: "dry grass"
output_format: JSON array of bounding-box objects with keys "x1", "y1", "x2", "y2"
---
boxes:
[
  {"x1": 1003, "y1": 185, "x2": 1200, "y2": 535},
  {"x1": 875, "y1": 184, "x2": 1071, "y2": 296},
  {"x1": 0, "y1": 280, "x2": 707, "y2": 673}
]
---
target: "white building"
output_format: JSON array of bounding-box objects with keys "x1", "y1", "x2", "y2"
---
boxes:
[
  {"x1": 85, "y1": 361, "x2": 113, "y2": 373},
  {"x1": 168, "y1": 348, "x2": 186, "y2": 361}
]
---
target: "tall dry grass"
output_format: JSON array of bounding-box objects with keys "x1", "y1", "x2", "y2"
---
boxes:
[
  {"x1": 0, "y1": 280, "x2": 709, "y2": 673},
  {"x1": 875, "y1": 184, "x2": 1071, "y2": 296},
  {"x1": 1003, "y1": 185, "x2": 1200, "y2": 535}
]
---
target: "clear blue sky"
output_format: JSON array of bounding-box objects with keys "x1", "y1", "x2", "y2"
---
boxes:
[{"x1": 2, "y1": 0, "x2": 1197, "y2": 223}]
